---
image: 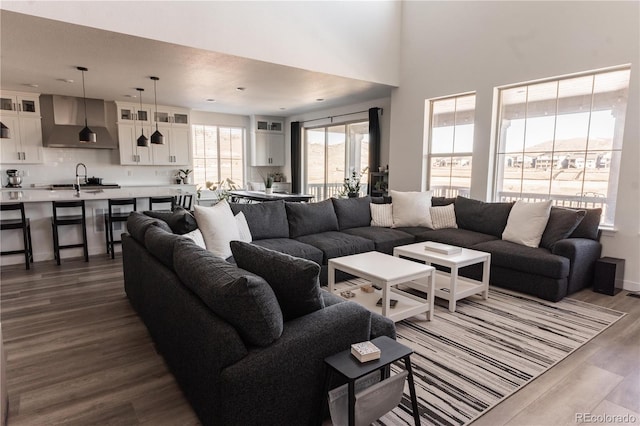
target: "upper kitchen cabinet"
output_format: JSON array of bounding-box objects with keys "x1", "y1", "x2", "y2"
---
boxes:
[
  {"x1": 152, "y1": 124, "x2": 190, "y2": 165},
  {"x1": 116, "y1": 101, "x2": 190, "y2": 166},
  {"x1": 251, "y1": 116, "x2": 285, "y2": 166},
  {"x1": 0, "y1": 91, "x2": 43, "y2": 164}
]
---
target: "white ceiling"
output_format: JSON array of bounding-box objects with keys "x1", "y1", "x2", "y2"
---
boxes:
[{"x1": 0, "y1": 10, "x2": 394, "y2": 117}]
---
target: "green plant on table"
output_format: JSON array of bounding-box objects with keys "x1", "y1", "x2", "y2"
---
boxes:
[{"x1": 339, "y1": 167, "x2": 368, "y2": 198}]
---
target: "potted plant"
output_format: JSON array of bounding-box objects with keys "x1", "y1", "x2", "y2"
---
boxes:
[
  {"x1": 340, "y1": 167, "x2": 368, "y2": 198},
  {"x1": 179, "y1": 169, "x2": 193, "y2": 184},
  {"x1": 259, "y1": 171, "x2": 274, "y2": 194}
]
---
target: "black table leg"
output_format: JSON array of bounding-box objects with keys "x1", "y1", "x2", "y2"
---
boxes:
[
  {"x1": 348, "y1": 380, "x2": 356, "y2": 426},
  {"x1": 404, "y1": 356, "x2": 421, "y2": 426},
  {"x1": 319, "y1": 365, "x2": 332, "y2": 426}
]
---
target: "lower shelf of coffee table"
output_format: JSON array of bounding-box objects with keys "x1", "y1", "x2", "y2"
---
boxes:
[{"x1": 331, "y1": 281, "x2": 432, "y2": 322}]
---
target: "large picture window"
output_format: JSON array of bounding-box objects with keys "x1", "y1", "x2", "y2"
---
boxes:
[
  {"x1": 494, "y1": 67, "x2": 630, "y2": 225},
  {"x1": 426, "y1": 93, "x2": 476, "y2": 198},
  {"x1": 192, "y1": 125, "x2": 244, "y2": 189},
  {"x1": 304, "y1": 121, "x2": 369, "y2": 201}
]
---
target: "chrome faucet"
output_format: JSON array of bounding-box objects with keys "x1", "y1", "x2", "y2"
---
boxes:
[{"x1": 75, "y1": 162, "x2": 87, "y2": 193}]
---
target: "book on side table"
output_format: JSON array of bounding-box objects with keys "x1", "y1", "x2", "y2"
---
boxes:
[
  {"x1": 424, "y1": 241, "x2": 462, "y2": 255},
  {"x1": 351, "y1": 341, "x2": 381, "y2": 363}
]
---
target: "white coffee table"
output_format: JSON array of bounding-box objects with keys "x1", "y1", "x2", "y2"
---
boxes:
[
  {"x1": 393, "y1": 242, "x2": 490, "y2": 312},
  {"x1": 328, "y1": 251, "x2": 436, "y2": 322}
]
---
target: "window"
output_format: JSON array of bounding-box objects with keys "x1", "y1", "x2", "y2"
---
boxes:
[
  {"x1": 426, "y1": 93, "x2": 476, "y2": 198},
  {"x1": 494, "y1": 67, "x2": 631, "y2": 225},
  {"x1": 192, "y1": 125, "x2": 244, "y2": 189},
  {"x1": 304, "y1": 121, "x2": 369, "y2": 201}
]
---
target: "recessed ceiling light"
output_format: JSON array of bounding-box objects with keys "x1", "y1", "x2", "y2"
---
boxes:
[
  {"x1": 58, "y1": 78, "x2": 75, "y2": 84},
  {"x1": 206, "y1": 98, "x2": 216, "y2": 102},
  {"x1": 124, "y1": 94, "x2": 136, "y2": 98},
  {"x1": 25, "y1": 83, "x2": 39, "y2": 88},
  {"x1": 316, "y1": 98, "x2": 325, "y2": 102},
  {"x1": 236, "y1": 87, "x2": 246, "y2": 91},
  {"x1": 279, "y1": 107, "x2": 286, "y2": 110}
]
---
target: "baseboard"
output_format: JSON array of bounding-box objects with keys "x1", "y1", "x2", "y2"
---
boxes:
[{"x1": 623, "y1": 279, "x2": 640, "y2": 292}]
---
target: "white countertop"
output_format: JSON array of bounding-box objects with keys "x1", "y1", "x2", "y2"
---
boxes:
[{"x1": 1, "y1": 185, "x2": 196, "y2": 203}]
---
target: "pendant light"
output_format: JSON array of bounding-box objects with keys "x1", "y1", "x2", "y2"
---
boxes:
[
  {"x1": 136, "y1": 88, "x2": 149, "y2": 147},
  {"x1": 77, "y1": 66, "x2": 97, "y2": 143},
  {"x1": 150, "y1": 76, "x2": 164, "y2": 144}
]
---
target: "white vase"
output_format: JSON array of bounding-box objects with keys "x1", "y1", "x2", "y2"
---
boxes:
[{"x1": 265, "y1": 187, "x2": 273, "y2": 194}]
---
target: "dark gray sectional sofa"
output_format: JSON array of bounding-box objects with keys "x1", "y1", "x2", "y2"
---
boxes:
[
  {"x1": 122, "y1": 194, "x2": 602, "y2": 425},
  {"x1": 230, "y1": 195, "x2": 602, "y2": 302},
  {"x1": 122, "y1": 211, "x2": 395, "y2": 426}
]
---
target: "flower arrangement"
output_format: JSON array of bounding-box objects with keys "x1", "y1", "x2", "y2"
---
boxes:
[{"x1": 340, "y1": 167, "x2": 368, "y2": 198}]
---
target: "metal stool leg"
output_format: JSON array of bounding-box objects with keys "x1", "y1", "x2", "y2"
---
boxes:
[{"x1": 404, "y1": 356, "x2": 421, "y2": 426}]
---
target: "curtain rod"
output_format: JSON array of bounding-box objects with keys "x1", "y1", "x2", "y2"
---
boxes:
[{"x1": 301, "y1": 107, "x2": 382, "y2": 125}]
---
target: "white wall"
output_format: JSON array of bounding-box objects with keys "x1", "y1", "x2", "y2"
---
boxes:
[
  {"x1": 2, "y1": 1, "x2": 402, "y2": 86},
  {"x1": 389, "y1": 1, "x2": 640, "y2": 289}
]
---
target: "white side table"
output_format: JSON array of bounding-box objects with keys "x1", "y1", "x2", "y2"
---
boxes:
[{"x1": 393, "y1": 243, "x2": 490, "y2": 312}]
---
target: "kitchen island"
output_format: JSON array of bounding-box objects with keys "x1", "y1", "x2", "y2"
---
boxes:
[{"x1": 0, "y1": 185, "x2": 196, "y2": 266}]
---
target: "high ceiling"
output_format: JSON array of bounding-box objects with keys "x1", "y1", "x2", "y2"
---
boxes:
[{"x1": 0, "y1": 10, "x2": 394, "y2": 117}]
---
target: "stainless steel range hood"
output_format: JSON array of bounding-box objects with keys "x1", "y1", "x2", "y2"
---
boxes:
[{"x1": 40, "y1": 95, "x2": 117, "y2": 149}]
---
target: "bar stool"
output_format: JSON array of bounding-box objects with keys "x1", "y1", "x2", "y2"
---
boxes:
[
  {"x1": 148, "y1": 196, "x2": 175, "y2": 211},
  {"x1": 175, "y1": 194, "x2": 193, "y2": 210},
  {"x1": 0, "y1": 203, "x2": 33, "y2": 270},
  {"x1": 51, "y1": 200, "x2": 89, "y2": 265},
  {"x1": 104, "y1": 198, "x2": 137, "y2": 259}
]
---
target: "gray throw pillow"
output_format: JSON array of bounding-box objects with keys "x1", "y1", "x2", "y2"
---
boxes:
[
  {"x1": 173, "y1": 239, "x2": 284, "y2": 347},
  {"x1": 285, "y1": 199, "x2": 339, "y2": 238},
  {"x1": 569, "y1": 208, "x2": 602, "y2": 240},
  {"x1": 230, "y1": 241, "x2": 325, "y2": 321},
  {"x1": 331, "y1": 196, "x2": 372, "y2": 230},
  {"x1": 229, "y1": 200, "x2": 289, "y2": 240},
  {"x1": 454, "y1": 196, "x2": 514, "y2": 237},
  {"x1": 540, "y1": 207, "x2": 586, "y2": 250},
  {"x1": 144, "y1": 207, "x2": 198, "y2": 235},
  {"x1": 127, "y1": 211, "x2": 172, "y2": 243}
]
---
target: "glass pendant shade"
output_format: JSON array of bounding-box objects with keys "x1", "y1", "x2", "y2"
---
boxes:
[
  {"x1": 77, "y1": 66, "x2": 97, "y2": 143},
  {"x1": 136, "y1": 87, "x2": 149, "y2": 147},
  {"x1": 150, "y1": 76, "x2": 164, "y2": 144}
]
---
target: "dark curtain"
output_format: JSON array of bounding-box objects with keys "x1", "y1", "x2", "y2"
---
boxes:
[
  {"x1": 290, "y1": 121, "x2": 302, "y2": 194},
  {"x1": 368, "y1": 108, "x2": 381, "y2": 173}
]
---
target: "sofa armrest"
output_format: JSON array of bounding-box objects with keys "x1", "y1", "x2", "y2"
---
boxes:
[
  {"x1": 218, "y1": 301, "x2": 373, "y2": 425},
  {"x1": 552, "y1": 238, "x2": 602, "y2": 295}
]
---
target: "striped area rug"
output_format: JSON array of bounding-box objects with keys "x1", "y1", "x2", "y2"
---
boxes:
[{"x1": 368, "y1": 288, "x2": 626, "y2": 426}]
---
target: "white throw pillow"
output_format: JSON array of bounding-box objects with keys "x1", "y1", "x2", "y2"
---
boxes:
[
  {"x1": 370, "y1": 203, "x2": 393, "y2": 227},
  {"x1": 502, "y1": 200, "x2": 553, "y2": 248},
  {"x1": 235, "y1": 212, "x2": 253, "y2": 243},
  {"x1": 194, "y1": 200, "x2": 241, "y2": 259},
  {"x1": 430, "y1": 204, "x2": 458, "y2": 229},
  {"x1": 390, "y1": 190, "x2": 433, "y2": 228},
  {"x1": 182, "y1": 228, "x2": 206, "y2": 249}
]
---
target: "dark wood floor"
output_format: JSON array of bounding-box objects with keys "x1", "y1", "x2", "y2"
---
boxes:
[{"x1": 1, "y1": 256, "x2": 638, "y2": 425}]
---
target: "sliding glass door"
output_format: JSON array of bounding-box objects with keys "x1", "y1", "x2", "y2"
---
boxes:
[{"x1": 304, "y1": 121, "x2": 368, "y2": 201}]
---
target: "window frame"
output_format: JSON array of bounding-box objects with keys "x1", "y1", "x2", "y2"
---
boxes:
[{"x1": 192, "y1": 124, "x2": 245, "y2": 189}]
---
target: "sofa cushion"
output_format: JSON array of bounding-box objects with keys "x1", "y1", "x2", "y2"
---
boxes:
[
  {"x1": 127, "y1": 211, "x2": 172, "y2": 243},
  {"x1": 144, "y1": 225, "x2": 182, "y2": 269},
  {"x1": 540, "y1": 207, "x2": 586, "y2": 250},
  {"x1": 342, "y1": 227, "x2": 415, "y2": 255},
  {"x1": 195, "y1": 200, "x2": 240, "y2": 259},
  {"x1": 144, "y1": 207, "x2": 198, "y2": 235},
  {"x1": 431, "y1": 196, "x2": 456, "y2": 206},
  {"x1": 430, "y1": 204, "x2": 458, "y2": 229},
  {"x1": 370, "y1": 203, "x2": 394, "y2": 227},
  {"x1": 415, "y1": 228, "x2": 498, "y2": 247},
  {"x1": 454, "y1": 196, "x2": 513, "y2": 238},
  {"x1": 331, "y1": 196, "x2": 372, "y2": 230},
  {"x1": 502, "y1": 200, "x2": 552, "y2": 248},
  {"x1": 230, "y1": 200, "x2": 289, "y2": 240},
  {"x1": 393, "y1": 226, "x2": 433, "y2": 237},
  {"x1": 235, "y1": 212, "x2": 252, "y2": 243},
  {"x1": 295, "y1": 231, "x2": 375, "y2": 264},
  {"x1": 230, "y1": 241, "x2": 324, "y2": 321},
  {"x1": 390, "y1": 190, "x2": 433, "y2": 228},
  {"x1": 252, "y1": 238, "x2": 324, "y2": 265},
  {"x1": 286, "y1": 199, "x2": 339, "y2": 238},
  {"x1": 173, "y1": 239, "x2": 284, "y2": 347},
  {"x1": 569, "y1": 208, "x2": 602, "y2": 240},
  {"x1": 182, "y1": 228, "x2": 206, "y2": 249},
  {"x1": 472, "y1": 239, "x2": 570, "y2": 279}
]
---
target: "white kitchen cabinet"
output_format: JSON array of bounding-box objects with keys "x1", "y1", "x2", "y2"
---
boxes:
[
  {"x1": 152, "y1": 124, "x2": 190, "y2": 165},
  {"x1": 153, "y1": 107, "x2": 189, "y2": 127},
  {"x1": 116, "y1": 102, "x2": 152, "y2": 125},
  {"x1": 118, "y1": 123, "x2": 153, "y2": 165},
  {"x1": 0, "y1": 91, "x2": 43, "y2": 164},
  {"x1": 252, "y1": 132, "x2": 285, "y2": 166}
]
